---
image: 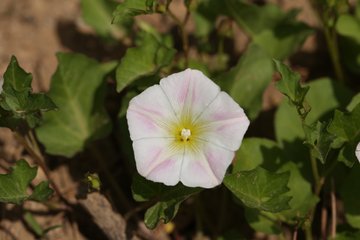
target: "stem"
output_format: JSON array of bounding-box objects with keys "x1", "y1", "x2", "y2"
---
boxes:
[
  {"x1": 324, "y1": 26, "x2": 345, "y2": 83},
  {"x1": 310, "y1": 155, "x2": 320, "y2": 191},
  {"x1": 309, "y1": 0, "x2": 345, "y2": 83},
  {"x1": 166, "y1": 0, "x2": 191, "y2": 68},
  {"x1": 310, "y1": 155, "x2": 324, "y2": 195},
  {"x1": 305, "y1": 225, "x2": 313, "y2": 240},
  {"x1": 124, "y1": 201, "x2": 154, "y2": 221}
]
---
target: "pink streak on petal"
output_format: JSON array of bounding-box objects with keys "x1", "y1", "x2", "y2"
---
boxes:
[
  {"x1": 126, "y1": 85, "x2": 176, "y2": 140},
  {"x1": 130, "y1": 109, "x2": 157, "y2": 131},
  {"x1": 135, "y1": 146, "x2": 163, "y2": 175},
  {"x1": 147, "y1": 159, "x2": 175, "y2": 180},
  {"x1": 180, "y1": 148, "x2": 220, "y2": 188},
  {"x1": 136, "y1": 105, "x2": 163, "y2": 117},
  {"x1": 197, "y1": 92, "x2": 250, "y2": 151},
  {"x1": 146, "y1": 155, "x2": 183, "y2": 186},
  {"x1": 133, "y1": 139, "x2": 183, "y2": 186},
  {"x1": 160, "y1": 69, "x2": 220, "y2": 118},
  {"x1": 212, "y1": 111, "x2": 244, "y2": 121},
  {"x1": 203, "y1": 145, "x2": 234, "y2": 181},
  {"x1": 177, "y1": 77, "x2": 190, "y2": 104}
]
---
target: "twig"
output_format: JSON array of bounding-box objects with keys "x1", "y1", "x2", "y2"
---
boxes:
[
  {"x1": 292, "y1": 227, "x2": 298, "y2": 240},
  {"x1": 331, "y1": 179, "x2": 337, "y2": 239},
  {"x1": 321, "y1": 202, "x2": 327, "y2": 240}
]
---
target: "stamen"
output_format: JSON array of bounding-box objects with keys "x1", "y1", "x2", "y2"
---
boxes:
[{"x1": 181, "y1": 128, "x2": 191, "y2": 141}]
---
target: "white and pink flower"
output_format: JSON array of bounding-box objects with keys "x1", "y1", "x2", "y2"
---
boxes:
[
  {"x1": 356, "y1": 142, "x2": 360, "y2": 163},
  {"x1": 127, "y1": 69, "x2": 250, "y2": 188}
]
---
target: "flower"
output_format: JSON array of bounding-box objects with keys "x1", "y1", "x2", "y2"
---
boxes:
[
  {"x1": 356, "y1": 142, "x2": 360, "y2": 163},
  {"x1": 127, "y1": 69, "x2": 250, "y2": 188}
]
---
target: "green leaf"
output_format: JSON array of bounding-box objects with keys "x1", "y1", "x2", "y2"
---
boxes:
[
  {"x1": 233, "y1": 138, "x2": 281, "y2": 172},
  {"x1": 144, "y1": 200, "x2": 182, "y2": 229},
  {"x1": 337, "y1": 142, "x2": 359, "y2": 167},
  {"x1": 336, "y1": 14, "x2": 360, "y2": 42},
  {"x1": 132, "y1": 175, "x2": 201, "y2": 229},
  {"x1": 340, "y1": 165, "x2": 360, "y2": 229},
  {"x1": 347, "y1": 93, "x2": 360, "y2": 111},
  {"x1": 236, "y1": 139, "x2": 317, "y2": 227},
  {"x1": 246, "y1": 164, "x2": 317, "y2": 231},
  {"x1": 116, "y1": 33, "x2": 176, "y2": 92},
  {"x1": 336, "y1": 13, "x2": 360, "y2": 74},
  {"x1": 328, "y1": 104, "x2": 360, "y2": 167},
  {"x1": 0, "y1": 160, "x2": 53, "y2": 204},
  {"x1": 304, "y1": 121, "x2": 336, "y2": 164},
  {"x1": 112, "y1": 0, "x2": 155, "y2": 24},
  {"x1": 244, "y1": 208, "x2": 281, "y2": 234},
  {"x1": 216, "y1": 44, "x2": 273, "y2": 120},
  {"x1": 334, "y1": 231, "x2": 360, "y2": 240},
  {"x1": 224, "y1": 0, "x2": 312, "y2": 59},
  {"x1": 275, "y1": 78, "x2": 353, "y2": 144},
  {"x1": 36, "y1": 53, "x2": 112, "y2": 158},
  {"x1": 192, "y1": 11, "x2": 214, "y2": 39},
  {"x1": 231, "y1": 139, "x2": 317, "y2": 230},
  {"x1": 0, "y1": 56, "x2": 56, "y2": 129},
  {"x1": 29, "y1": 181, "x2": 54, "y2": 202},
  {"x1": 81, "y1": 0, "x2": 122, "y2": 38},
  {"x1": 273, "y1": 162, "x2": 318, "y2": 221},
  {"x1": 194, "y1": 0, "x2": 229, "y2": 39},
  {"x1": 243, "y1": 163, "x2": 317, "y2": 232},
  {"x1": 274, "y1": 60, "x2": 309, "y2": 112},
  {"x1": 329, "y1": 104, "x2": 360, "y2": 142},
  {"x1": 236, "y1": 138, "x2": 317, "y2": 218},
  {"x1": 224, "y1": 167, "x2": 291, "y2": 213}
]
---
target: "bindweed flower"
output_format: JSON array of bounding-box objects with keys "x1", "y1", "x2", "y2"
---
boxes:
[
  {"x1": 127, "y1": 69, "x2": 250, "y2": 188},
  {"x1": 356, "y1": 142, "x2": 360, "y2": 163}
]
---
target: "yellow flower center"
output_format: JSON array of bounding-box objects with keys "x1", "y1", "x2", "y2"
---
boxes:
[
  {"x1": 180, "y1": 128, "x2": 191, "y2": 141},
  {"x1": 167, "y1": 112, "x2": 209, "y2": 155}
]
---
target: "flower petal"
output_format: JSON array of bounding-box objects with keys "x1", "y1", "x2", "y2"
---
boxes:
[
  {"x1": 356, "y1": 142, "x2": 360, "y2": 162},
  {"x1": 133, "y1": 138, "x2": 183, "y2": 186},
  {"x1": 180, "y1": 142, "x2": 234, "y2": 188},
  {"x1": 159, "y1": 69, "x2": 220, "y2": 119},
  {"x1": 127, "y1": 85, "x2": 177, "y2": 141},
  {"x1": 196, "y1": 92, "x2": 250, "y2": 151}
]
